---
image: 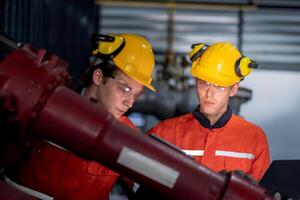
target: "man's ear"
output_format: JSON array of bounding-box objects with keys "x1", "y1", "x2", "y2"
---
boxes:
[
  {"x1": 92, "y1": 68, "x2": 103, "y2": 86},
  {"x1": 229, "y1": 83, "x2": 239, "y2": 97}
]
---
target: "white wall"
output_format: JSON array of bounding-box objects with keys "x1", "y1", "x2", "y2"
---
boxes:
[{"x1": 240, "y1": 70, "x2": 300, "y2": 161}]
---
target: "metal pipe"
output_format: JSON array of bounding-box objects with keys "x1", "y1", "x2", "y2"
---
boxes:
[
  {"x1": 0, "y1": 33, "x2": 21, "y2": 49},
  {"x1": 95, "y1": 0, "x2": 258, "y2": 11}
]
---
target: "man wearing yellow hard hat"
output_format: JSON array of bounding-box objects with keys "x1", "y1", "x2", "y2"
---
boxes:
[
  {"x1": 8, "y1": 33, "x2": 156, "y2": 200},
  {"x1": 147, "y1": 42, "x2": 270, "y2": 182}
]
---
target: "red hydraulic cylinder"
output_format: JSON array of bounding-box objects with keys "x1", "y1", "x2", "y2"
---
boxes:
[
  {"x1": 0, "y1": 181, "x2": 36, "y2": 200},
  {"x1": 0, "y1": 44, "x2": 274, "y2": 200}
]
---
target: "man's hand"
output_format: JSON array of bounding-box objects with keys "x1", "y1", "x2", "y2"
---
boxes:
[{"x1": 219, "y1": 170, "x2": 258, "y2": 185}]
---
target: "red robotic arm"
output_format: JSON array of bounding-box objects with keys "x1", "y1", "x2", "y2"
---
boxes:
[{"x1": 0, "y1": 36, "x2": 274, "y2": 200}]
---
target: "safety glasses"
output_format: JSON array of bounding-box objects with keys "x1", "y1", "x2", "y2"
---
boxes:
[
  {"x1": 112, "y1": 78, "x2": 143, "y2": 101},
  {"x1": 196, "y1": 79, "x2": 231, "y2": 93}
]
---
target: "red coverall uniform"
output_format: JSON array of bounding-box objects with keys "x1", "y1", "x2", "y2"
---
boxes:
[
  {"x1": 11, "y1": 116, "x2": 136, "y2": 200},
  {"x1": 147, "y1": 107, "x2": 270, "y2": 181}
]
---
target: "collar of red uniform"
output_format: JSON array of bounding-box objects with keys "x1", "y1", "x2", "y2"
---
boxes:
[{"x1": 192, "y1": 105, "x2": 232, "y2": 129}]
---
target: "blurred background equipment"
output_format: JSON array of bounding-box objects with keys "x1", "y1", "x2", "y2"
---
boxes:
[{"x1": 260, "y1": 160, "x2": 300, "y2": 200}]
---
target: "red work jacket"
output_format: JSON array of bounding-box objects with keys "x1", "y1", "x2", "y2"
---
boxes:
[
  {"x1": 18, "y1": 116, "x2": 136, "y2": 200},
  {"x1": 147, "y1": 113, "x2": 270, "y2": 181}
]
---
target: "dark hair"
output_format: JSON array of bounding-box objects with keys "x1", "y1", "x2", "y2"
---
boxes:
[{"x1": 79, "y1": 58, "x2": 117, "y2": 88}]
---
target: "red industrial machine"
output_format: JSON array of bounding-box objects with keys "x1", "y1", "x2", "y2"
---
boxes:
[{"x1": 0, "y1": 34, "x2": 274, "y2": 200}]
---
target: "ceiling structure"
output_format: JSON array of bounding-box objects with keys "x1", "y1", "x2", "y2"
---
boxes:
[{"x1": 97, "y1": 0, "x2": 300, "y2": 71}]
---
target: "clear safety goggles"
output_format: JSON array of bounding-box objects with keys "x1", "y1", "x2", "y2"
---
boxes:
[
  {"x1": 112, "y1": 78, "x2": 143, "y2": 101},
  {"x1": 196, "y1": 79, "x2": 230, "y2": 93}
]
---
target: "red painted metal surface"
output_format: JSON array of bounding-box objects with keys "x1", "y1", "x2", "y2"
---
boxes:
[
  {"x1": 0, "y1": 181, "x2": 37, "y2": 200},
  {"x1": 0, "y1": 45, "x2": 273, "y2": 200}
]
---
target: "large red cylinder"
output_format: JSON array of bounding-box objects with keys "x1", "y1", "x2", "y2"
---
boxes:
[
  {"x1": 0, "y1": 45, "x2": 273, "y2": 200},
  {"x1": 33, "y1": 85, "x2": 226, "y2": 199}
]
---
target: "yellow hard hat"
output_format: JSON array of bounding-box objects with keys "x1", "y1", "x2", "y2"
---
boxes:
[
  {"x1": 91, "y1": 33, "x2": 156, "y2": 91},
  {"x1": 189, "y1": 42, "x2": 258, "y2": 87}
]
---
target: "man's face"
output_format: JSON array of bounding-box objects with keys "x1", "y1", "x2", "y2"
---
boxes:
[
  {"x1": 196, "y1": 78, "x2": 239, "y2": 119},
  {"x1": 96, "y1": 70, "x2": 144, "y2": 119}
]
